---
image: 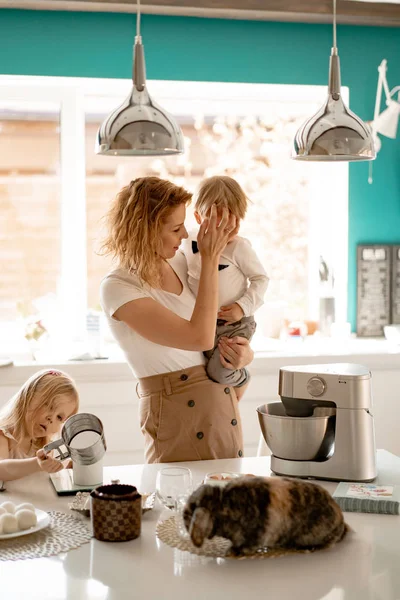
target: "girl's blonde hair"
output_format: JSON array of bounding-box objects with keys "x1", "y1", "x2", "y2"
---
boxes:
[
  {"x1": 195, "y1": 175, "x2": 248, "y2": 220},
  {"x1": 0, "y1": 369, "x2": 79, "y2": 452},
  {"x1": 101, "y1": 177, "x2": 192, "y2": 287}
]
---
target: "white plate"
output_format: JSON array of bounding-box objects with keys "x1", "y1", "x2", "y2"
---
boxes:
[
  {"x1": 0, "y1": 509, "x2": 50, "y2": 540},
  {"x1": 203, "y1": 472, "x2": 242, "y2": 487}
]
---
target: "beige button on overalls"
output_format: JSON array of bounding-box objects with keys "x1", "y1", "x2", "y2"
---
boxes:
[{"x1": 137, "y1": 365, "x2": 243, "y2": 463}]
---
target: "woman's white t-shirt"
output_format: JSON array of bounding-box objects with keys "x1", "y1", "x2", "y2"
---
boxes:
[{"x1": 100, "y1": 252, "x2": 205, "y2": 378}]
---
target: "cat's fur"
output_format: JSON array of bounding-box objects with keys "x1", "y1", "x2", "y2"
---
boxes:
[{"x1": 183, "y1": 476, "x2": 349, "y2": 556}]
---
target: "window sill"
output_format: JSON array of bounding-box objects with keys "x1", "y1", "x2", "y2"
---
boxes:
[{"x1": 2, "y1": 337, "x2": 400, "y2": 385}]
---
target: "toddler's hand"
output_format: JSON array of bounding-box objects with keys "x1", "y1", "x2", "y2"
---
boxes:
[
  {"x1": 218, "y1": 303, "x2": 244, "y2": 323},
  {"x1": 36, "y1": 449, "x2": 64, "y2": 474}
]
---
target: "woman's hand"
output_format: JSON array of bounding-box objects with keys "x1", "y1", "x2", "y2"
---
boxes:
[
  {"x1": 218, "y1": 336, "x2": 254, "y2": 369},
  {"x1": 36, "y1": 449, "x2": 64, "y2": 474},
  {"x1": 197, "y1": 205, "x2": 237, "y2": 261}
]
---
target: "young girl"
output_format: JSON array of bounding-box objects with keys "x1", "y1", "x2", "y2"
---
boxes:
[{"x1": 0, "y1": 369, "x2": 79, "y2": 483}]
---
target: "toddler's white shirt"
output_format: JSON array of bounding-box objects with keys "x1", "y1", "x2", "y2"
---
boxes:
[{"x1": 181, "y1": 231, "x2": 269, "y2": 317}]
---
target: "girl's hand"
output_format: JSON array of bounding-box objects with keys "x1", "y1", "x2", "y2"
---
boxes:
[
  {"x1": 218, "y1": 303, "x2": 244, "y2": 323},
  {"x1": 218, "y1": 336, "x2": 254, "y2": 369},
  {"x1": 36, "y1": 449, "x2": 64, "y2": 474},
  {"x1": 197, "y1": 205, "x2": 237, "y2": 261}
]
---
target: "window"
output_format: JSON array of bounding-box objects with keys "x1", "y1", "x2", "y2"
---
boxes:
[
  {"x1": 0, "y1": 76, "x2": 348, "y2": 360},
  {"x1": 0, "y1": 98, "x2": 61, "y2": 322}
]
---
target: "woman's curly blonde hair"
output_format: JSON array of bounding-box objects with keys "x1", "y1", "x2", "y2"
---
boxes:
[{"x1": 101, "y1": 177, "x2": 192, "y2": 287}]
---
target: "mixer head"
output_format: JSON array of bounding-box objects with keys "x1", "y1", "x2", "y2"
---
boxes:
[{"x1": 281, "y1": 396, "x2": 336, "y2": 417}]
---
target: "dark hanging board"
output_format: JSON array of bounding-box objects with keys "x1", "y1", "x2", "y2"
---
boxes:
[
  {"x1": 391, "y1": 245, "x2": 400, "y2": 325},
  {"x1": 357, "y1": 244, "x2": 391, "y2": 336}
]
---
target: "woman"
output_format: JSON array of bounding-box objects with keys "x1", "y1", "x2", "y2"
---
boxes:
[{"x1": 100, "y1": 177, "x2": 254, "y2": 463}]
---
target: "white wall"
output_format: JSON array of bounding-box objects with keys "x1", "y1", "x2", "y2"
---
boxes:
[{"x1": 1, "y1": 343, "x2": 399, "y2": 465}]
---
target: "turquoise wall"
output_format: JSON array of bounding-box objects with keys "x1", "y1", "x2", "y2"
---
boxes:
[{"x1": 1, "y1": 9, "x2": 400, "y2": 328}]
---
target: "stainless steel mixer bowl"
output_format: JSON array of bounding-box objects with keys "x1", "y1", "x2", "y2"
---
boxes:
[{"x1": 257, "y1": 402, "x2": 336, "y2": 461}]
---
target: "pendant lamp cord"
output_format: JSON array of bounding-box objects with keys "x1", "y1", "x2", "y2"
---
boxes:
[
  {"x1": 136, "y1": 0, "x2": 141, "y2": 38},
  {"x1": 333, "y1": 0, "x2": 337, "y2": 50}
]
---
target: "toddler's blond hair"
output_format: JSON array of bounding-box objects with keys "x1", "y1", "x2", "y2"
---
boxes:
[
  {"x1": 195, "y1": 176, "x2": 248, "y2": 220},
  {"x1": 0, "y1": 369, "x2": 79, "y2": 452}
]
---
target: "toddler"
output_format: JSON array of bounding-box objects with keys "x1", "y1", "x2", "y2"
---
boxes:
[
  {"x1": 182, "y1": 175, "x2": 269, "y2": 388},
  {"x1": 0, "y1": 369, "x2": 79, "y2": 484}
]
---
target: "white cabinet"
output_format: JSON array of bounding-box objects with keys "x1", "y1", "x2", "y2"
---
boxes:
[{"x1": 1, "y1": 340, "x2": 399, "y2": 464}]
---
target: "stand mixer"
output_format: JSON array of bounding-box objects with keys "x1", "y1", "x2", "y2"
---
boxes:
[{"x1": 257, "y1": 363, "x2": 377, "y2": 482}]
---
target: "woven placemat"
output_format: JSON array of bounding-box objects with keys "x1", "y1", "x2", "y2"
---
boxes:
[
  {"x1": 0, "y1": 511, "x2": 91, "y2": 561},
  {"x1": 69, "y1": 491, "x2": 156, "y2": 517},
  {"x1": 156, "y1": 515, "x2": 319, "y2": 560}
]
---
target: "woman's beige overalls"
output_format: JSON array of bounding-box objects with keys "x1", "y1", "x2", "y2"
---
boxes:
[{"x1": 137, "y1": 364, "x2": 244, "y2": 463}]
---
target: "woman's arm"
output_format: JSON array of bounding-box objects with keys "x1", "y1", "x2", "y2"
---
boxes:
[
  {"x1": 115, "y1": 207, "x2": 236, "y2": 351},
  {"x1": 218, "y1": 336, "x2": 254, "y2": 369}
]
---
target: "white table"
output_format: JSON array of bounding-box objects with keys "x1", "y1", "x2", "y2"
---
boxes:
[{"x1": 1, "y1": 450, "x2": 399, "y2": 600}]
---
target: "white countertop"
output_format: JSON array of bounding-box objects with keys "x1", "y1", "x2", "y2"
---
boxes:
[{"x1": 1, "y1": 450, "x2": 399, "y2": 600}]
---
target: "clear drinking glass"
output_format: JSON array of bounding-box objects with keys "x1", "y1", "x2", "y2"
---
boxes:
[{"x1": 155, "y1": 467, "x2": 193, "y2": 510}]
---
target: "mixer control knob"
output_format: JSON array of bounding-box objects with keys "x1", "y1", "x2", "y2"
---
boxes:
[{"x1": 307, "y1": 377, "x2": 326, "y2": 397}]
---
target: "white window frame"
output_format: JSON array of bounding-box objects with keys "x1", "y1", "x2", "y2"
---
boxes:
[
  {"x1": 0, "y1": 75, "x2": 349, "y2": 346},
  {"x1": 0, "y1": 77, "x2": 87, "y2": 342}
]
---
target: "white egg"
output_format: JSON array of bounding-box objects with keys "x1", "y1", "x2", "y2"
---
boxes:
[
  {"x1": 0, "y1": 513, "x2": 18, "y2": 534},
  {"x1": 15, "y1": 509, "x2": 37, "y2": 531},
  {"x1": 15, "y1": 503, "x2": 36, "y2": 514},
  {"x1": 0, "y1": 506, "x2": 7, "y2": 516},
  {"x1": 0, "y1": 501, "x2": 16, "y2": 514}
]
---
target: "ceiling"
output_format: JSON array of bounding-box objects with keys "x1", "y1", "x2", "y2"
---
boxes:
[{"x1": 1, "y1": 0, "x2": 400, "y2": 26}]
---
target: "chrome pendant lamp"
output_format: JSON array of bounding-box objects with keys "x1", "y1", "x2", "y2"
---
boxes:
[
  {"x1": 95, "y1": 0, "x2": 184, "y2": 156},
  {"x1": 292, "y1": 0, "x2": 375, "y2": 162}
]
